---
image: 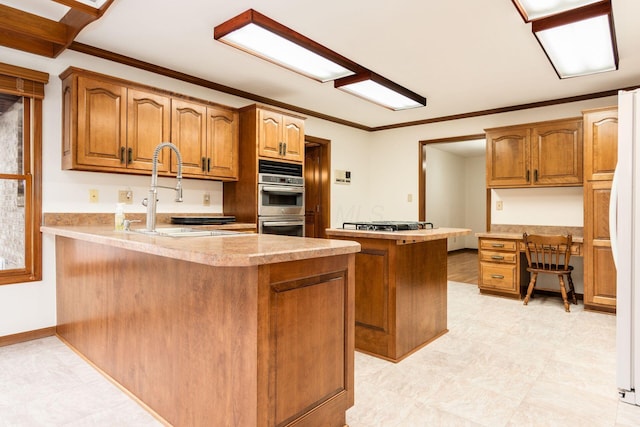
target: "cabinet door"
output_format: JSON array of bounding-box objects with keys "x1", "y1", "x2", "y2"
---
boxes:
[
  {"x1": 282, "y1": 115, "x2": 304, "y2": 162},
  {"x1": 584, "y1": 181, "x2": 616, "y2": 311},
  {"x1": 171, "y1": 99, "x2": 207, "y2": 176},
  {"x1": 531, "y1": 119, "x2": 583, "y2": 185},
  {"x1": 584, "y1": 108, "x2": 618, "y2": 181},
  {"x1": 127, "y1": 88, "x2": 171, "y2": 172},
  {"x1": 77, "y1": 76, "x2": 127, "y2": 168},
  {"x1": 206, "y1": 106, "x2": 239, "y2": 179},
  {"x1": 486, "y1": 127, "x2": 530, "y2": 187},
  {"x1": 257, "y1": 109, "x2": 283, "y2": 159}
]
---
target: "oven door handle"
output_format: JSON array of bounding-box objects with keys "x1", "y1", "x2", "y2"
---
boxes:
[
  {"x1": 261, "y1": 185, "x2": 304, "y2": 194},
  {"x1": 262, "y1": 220, "x2": 304, "y2": 227}
]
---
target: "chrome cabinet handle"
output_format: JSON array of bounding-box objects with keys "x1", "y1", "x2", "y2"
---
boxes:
[
  {"x1": 491, "y1": 243, "x2": 504, "y2": 248},
  {"x1": 491, "y1": 255, "x2": 505, "y2": 260}
]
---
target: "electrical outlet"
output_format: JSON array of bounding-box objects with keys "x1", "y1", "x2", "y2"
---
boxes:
[
  {"x1": 118, "y1": 190, "x2": 133, "y2": 204},
  {"x1": 203, "y1": 192, "x2": 211, "y2": 206},
  {"x1": 496, "y1": 201, "x2": 503, "y2": 211},
  {"x1": 89, "y1": 189, "x2": 99, "y2": 203},
  {"x1": 407, "y1": 193, "x2": 413, "y2": 202}
]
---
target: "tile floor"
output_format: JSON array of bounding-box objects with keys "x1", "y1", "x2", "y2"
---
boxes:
[{"x1": 1, "y1": 281, "x2": 639, "y2": 426}]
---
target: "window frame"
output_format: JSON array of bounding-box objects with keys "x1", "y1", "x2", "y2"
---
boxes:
[{"x1": 0, "y1": 63, "x2": 48, "y2": 285}]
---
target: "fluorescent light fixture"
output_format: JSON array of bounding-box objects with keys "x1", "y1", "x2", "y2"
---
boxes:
[
  {"x1": 512, "y1": 0, "x2": 602, "y2": 21},
  {"x1": 214, "y1": 9, "x2": 358, "y2": 82},
  {"x1": 335, "y1": 71, "x2": 426, "y2": 110},
  {"x1": 532, "y1": 0, "x2": 618, "y2": 78}
]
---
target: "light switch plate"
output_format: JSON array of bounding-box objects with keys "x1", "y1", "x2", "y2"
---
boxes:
[{"x1": 89, "y1": 189, "x2": 99, "y2": 203}]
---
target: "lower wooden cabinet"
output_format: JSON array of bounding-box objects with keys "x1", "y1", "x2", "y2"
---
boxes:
[
  {"x1": 478, "y1": 238, "x2": 521, "y2": 298},
  {"x1": 55, "y1": 237, "x2": 354, "y2": 426},
  {"x1": 583, "y1": 180, "x2": 617, "y2": 312}
]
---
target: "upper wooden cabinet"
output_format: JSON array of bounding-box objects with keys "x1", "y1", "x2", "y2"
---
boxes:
[
  {"x1": 60, "y1": 67, "x2": 238, "y2": 181},
  {"x1": 61, "y1": 69, "x2": 171, "y2": 174},
  {"x1": 255, "y1": 106, "x2": 304, "y2": 163},
  {"x1": 583, "y1": 107, "x2": 618, "y2": 181},
  {"x1": 171, "y1": 99, "x2": 238, "y2": 180},
  {"x1": 486, "y1": 118, "x2": 583, "y2": 188}
]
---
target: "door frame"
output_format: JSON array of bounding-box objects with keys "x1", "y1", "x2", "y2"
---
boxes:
[
  {"x1": 305, "y1": 135, "x2": 331, "y2": 238},
  {"x1": 418, "y1": 134, "x2": 486, "y2": 225}
]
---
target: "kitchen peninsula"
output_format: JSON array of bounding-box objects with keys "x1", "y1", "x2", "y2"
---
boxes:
[
  {"x1": 41, "y1": 225, "x2": 360, "y2": 427},
  {"x1": 326, "y1": 225, "x2": 470, "y2": 362}
]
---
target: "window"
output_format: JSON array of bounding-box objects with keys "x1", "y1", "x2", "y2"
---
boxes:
[{"x1": 0, "y1": 63, "x2": 48, "y2": 285}]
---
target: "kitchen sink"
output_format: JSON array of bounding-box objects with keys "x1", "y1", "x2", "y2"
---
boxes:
[{"x1": 131, "y1": 227, "x2": 241, "y2": 237}]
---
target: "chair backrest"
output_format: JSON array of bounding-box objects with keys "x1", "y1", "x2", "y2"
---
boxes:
[{"x1": 522, "y1": 233, "x2": 573, "y2": 272}]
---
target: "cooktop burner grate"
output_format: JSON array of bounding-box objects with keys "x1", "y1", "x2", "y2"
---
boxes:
[{"x1": 342, "y1": 221, "x2": 435, "y2": 232}]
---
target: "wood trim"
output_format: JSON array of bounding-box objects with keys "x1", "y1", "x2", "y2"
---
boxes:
[
  {"x1": 418, "y1": 134, "x2": 485, "y2": 222},
  {"x1": 0, "y1": 327, "x2": 56, "y2": 347},
  {"x1": 0, "y1": 2, "x2": 114, "y2": 58},
  {"x1": 66, "y1": 43, "x2": 640, "y2": 133},
  {"x1": 68, "y1": 42, "x2": 370, "y2": 131},
  {"x1": 305, "y1": 135, "x2": 331, "y2": 238},
  {"x1": 53, "y1": 0, "x2": 116, "y2": 18}
]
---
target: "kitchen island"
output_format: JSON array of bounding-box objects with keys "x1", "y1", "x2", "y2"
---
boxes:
[
  {"x1": 326, "y1": 226, "x2": 470, "y2": 362},
  {"x1": 41, "y1": 225, "x2": 360, "y2": 427}
]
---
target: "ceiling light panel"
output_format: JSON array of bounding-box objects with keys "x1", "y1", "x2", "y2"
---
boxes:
[
  {"x1": 218, "y1": 23, "x2": 354, "y2": 82},
  {"x1": 535, "y1": 14, "x2": 616, "y2": 77},
  {"x1": 513, "y1": 0, "x2": 602, "y2": 21},
  {"x1": 214, "y1": 9, "x2": 358, "y2": 82},
  {"x1": 335, "y1": 72, "x2": 426, "y2": 111}
]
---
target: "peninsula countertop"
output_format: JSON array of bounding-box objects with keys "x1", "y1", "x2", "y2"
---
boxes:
[
  {"x1": 41, "y1": 225, "x2": 360, "y2": 267},
  {"x1": 325, "y1": 227, "x2": 471, "y2": 242}
]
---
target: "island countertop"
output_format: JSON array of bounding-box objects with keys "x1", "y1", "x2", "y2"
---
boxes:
[
  {"x1": 325, "y1": 226, "x2": 471, "y2": 242},
  {"x1": 41, "y1": 225, "x2": 361, "y2": 267}
]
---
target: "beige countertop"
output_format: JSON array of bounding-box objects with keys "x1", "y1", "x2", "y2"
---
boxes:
[
  {"x1": 325, "y1": 227, "x2": 471, "y2": 242},
  {"x1": 41, "y1": 225, "x2": 360, "y2": 267},
  {"x1": 475, "y1": 224, "x2": 583, "y2": 243}
]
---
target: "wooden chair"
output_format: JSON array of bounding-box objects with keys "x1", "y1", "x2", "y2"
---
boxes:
[{"x1": 522, "y1": 233, "x2": 577, "y2": 312}]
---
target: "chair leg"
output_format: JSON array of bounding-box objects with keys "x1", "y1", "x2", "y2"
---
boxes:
[
  {"x1": 558, "y1": 275, "x2": 570, "y2": 312},
  {"x1": 566, "y1": 273, "x2": 577, "y2": 304},
  {"x1": 524, "y1": 272, "x2": 537, "y2": 305}
]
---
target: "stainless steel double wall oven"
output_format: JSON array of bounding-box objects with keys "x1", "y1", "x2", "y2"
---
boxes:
[{"x1": 257, "y1": 160, "x2": 304, "y2": 236}]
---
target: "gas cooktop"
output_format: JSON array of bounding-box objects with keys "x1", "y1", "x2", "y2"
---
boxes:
[{"x1": 342, "y1": 221, "x2": 435, "y2": 232}]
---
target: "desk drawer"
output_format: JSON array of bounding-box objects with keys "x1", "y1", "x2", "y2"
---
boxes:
[
  {"x1": 480, "y1": 263, "x2": 517, "y2": 293},
  {"x1": 518, "y1": 242, "x2": 581, "y2": 255},
  {"x1": 480, "y1": 250, "x2": 517, "y2": 264},
  {"x1": 480, "y1": 239, "x2": 517, "y2": 251}
]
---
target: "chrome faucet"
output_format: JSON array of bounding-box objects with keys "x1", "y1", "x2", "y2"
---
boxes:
[{"x1": 142, "y1": 142, "x2": 183, "y2": 232}]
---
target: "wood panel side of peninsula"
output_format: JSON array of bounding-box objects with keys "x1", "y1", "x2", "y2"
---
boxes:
[{"x1": 50, "y1": 230, "x2": 358, "y2": 427}]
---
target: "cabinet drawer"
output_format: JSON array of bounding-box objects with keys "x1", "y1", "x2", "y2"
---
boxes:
[
  {"x1": 480, "y1": 239, "x2": 517, "y2": 251},
  {"x1": 479, "y1": 250, "x2": 517, "y2": 264},
  {"x1": 480, "y1": 263, "x2": 517, "y2": 292}
]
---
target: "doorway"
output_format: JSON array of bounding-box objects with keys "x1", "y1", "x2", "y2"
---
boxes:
[
  {"x1": 304, "y1": 135, "x2": 331, "y2": 238},
  {"x1": 419, "y1": 134, "x2": 486, "y2": 250}
]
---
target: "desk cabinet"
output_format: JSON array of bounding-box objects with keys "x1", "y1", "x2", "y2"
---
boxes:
[
  {"x1": 485, "y1": 118, "x2": 583, "y2": 188},
  {"x1": 478, "y1": 238, "x2": 521, "y2": 298}
]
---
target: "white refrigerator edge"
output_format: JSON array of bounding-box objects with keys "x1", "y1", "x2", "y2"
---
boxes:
[{"x1": 615, "y1": 88, "x2": 640, "y2": 405}]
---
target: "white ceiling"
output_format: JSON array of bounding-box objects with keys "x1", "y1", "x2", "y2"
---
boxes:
[{"x1": 9, "y1": 0, "x2": 640, "y2": 129}]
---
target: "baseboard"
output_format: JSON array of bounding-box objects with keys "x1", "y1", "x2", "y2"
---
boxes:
[
  {"x1": 448, "y1": 248, "x2": 478, "y2": 254},
  {"x1": 0, "y1": 327, "x2": 56, "y2": 347}
]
